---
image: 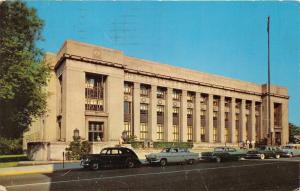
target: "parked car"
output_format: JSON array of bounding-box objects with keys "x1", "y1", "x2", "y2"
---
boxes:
[
  {"x1": 145, "y1": 147, "x2": 199, "y2": 166},
  {"x1": 81, "y1": 147, "x2": 141, "y2": 170},
  {"x1": 281, "y1": 144, "x2": 300, "y2": 157},
  {"x1": 245, "y1": 146, "x2": 285, "y2": 160},
  {"x1": 201, "y1": 147, "x2": 247, "y2": 163}
]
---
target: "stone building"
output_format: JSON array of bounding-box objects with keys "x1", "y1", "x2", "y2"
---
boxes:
[{"x1": 23, "y1": 40, "x2": 289, "y2": 160}]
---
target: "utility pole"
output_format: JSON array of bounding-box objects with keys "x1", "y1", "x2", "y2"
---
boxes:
[{"x1": 267, "y1": 16, "x2": 272, "y2": 145}]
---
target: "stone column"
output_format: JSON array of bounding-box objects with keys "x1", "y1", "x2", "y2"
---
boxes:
[
  {"x1": 133, "y1": 82, "x2": 140, "y2": 140},
  {"x1": 250, "y1": 100, "x2": 256, "y2": 143},
  {"x1": 150, "y1": 85, "x2": 157, "y2": 141},
  {"x1": 219, "y1": 96, "x2": 225, "y2": 143},
  {"x1": 206, "y1": 94, "x2": 213, "y2": 143},
  {"x1": 281, "y1": 100, "x2": 289, "y2": 145},
  {"x1": 181, "y1": 90, "x2": 188, "y2": 142},
  {"x1": 166, "y1": 88, "x2": 173, "y2": 141},
  {"x1": 194, "y1": 92, "x2": 201, "y2": 142},
  {"x1": 230, "y1": 97, "x2": 236, "y2": 143},
  {"x1": 241, "y1": 99, "x2": 246, "y2": 142}
]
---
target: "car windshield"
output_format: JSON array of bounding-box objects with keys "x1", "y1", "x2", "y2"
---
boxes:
[
  {"x1": 214, "y1": 147, "x2": 225, "y2": 152},
  {"x1": 100, "y1": 149, "x2": 108, "y2": 154},
  {"x1": 161, "y1": 148, "x2": 171, "y2": 153},
  {"x1": 282, "y1": 146, "x2": 293, "y2": 149}
]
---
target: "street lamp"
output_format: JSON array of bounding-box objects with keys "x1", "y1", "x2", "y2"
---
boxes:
[{"x1": 73, "y1": 128, "x2": 80, "y2": 139}]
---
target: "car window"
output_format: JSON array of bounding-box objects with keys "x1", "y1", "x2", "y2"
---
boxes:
[
  {"x1": 214, "y1": 147, "x2": 224, "y2": 152},
  {"x1": 111, "y1": 149, "x2": 119, "y2": 155},
  {"x1": 100, "y1": 149, "x2": 108, "y2": 154},
  {"x1": 171, "y1": 148, "x2": 178, "y2": 153},
  {"x1": 161, "y1": 148, "x2": 170, "y2": 153},
  {"x1": 228, "y1": 148, "x2": 236, "y2": 152}
]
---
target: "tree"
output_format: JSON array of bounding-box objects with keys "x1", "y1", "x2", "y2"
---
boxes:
[
  {"x1": 289, "y1": 123, "x2": 300, "y2": 143},
  {"x1": 0, "y1": 1, "x2": 50, "y2": 138}
]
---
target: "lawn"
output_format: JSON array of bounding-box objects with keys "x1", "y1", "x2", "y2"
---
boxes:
[
  {"x1": 0, "y1": 154, "x2": 28, "y2": 168},
  {"x1": 0, "y1": 161, "x2": 19, "y2": 168}
]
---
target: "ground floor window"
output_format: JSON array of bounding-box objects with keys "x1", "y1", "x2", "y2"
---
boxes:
[
  {"x1": 140, "y1": 123, "x2": 148, "y2": 140},
  {"x1": 157, "y1": 124, "x2": 164, "y2": 141},
  {"x1": 200, "y1": 127, "x2": 205, "y2": 142},
  {"x1": 235, "y1": 127, "x2": 239, "y2": 142},
  {"x1": 213, "y1": 127, "x2": 217, "y2": 142},
  {"x1": 225, "y1": 128, "x2": 229, "y2": 143},
  {"x1": 124, "y1": 122, "x2": 132, "y2": 136},
  {"x1": 173, "y1": 125, "x2": 179, "y2": 141},
  {"x1": 88, "y1": 121, "x2": 104, "y2": 142},
  {"x1": 187, "y1": 125, "x2": 193, "y2": 141}
]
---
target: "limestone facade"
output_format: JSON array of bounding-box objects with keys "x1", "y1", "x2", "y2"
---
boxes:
[{"x1": 23, "y1": 40, "x2": 289, "y2": 160}]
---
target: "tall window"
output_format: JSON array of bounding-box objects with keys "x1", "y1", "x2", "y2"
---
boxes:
[
  {"x1": 85, "y1": 74, "x2": 105, "y2": 111},
  {"x1": 213, "y1": 127, "x2": 217, "y2": 142},
  {"x1": 236, "y1": 113, "x2": 240, "y2": 142},
  {"x1": 140, "y1": 123, "x2": 148, "y2": 140},
  {"x1": 201, "y1": 110, "x2": 206, "y2": 127},
  {"x1": 124, "y1": 122, "x2": 131, "y2": 136},
  {"x1": 187, "y1": 125, "x2": 193, "y2": 141},
  {"x1": 173, "y1": 125, "x2": 179, "y2": 141},
  {"x1": 88, "y1": 121, "x2": 104, "y2": 142},
  {"x1": 124, "y1": 82, "x2": 133, "y2": 95},
  {"x1": 140, "y1": 103, "x2": 148, "y2": 122},
  {"x1": 245, "y1": 114, "x2": 250, "y2": 140},
  {"x1": 274, "y1": 103, "x2": 282, "y2": 127},
  {"x1": 157, "y1": 105, "x2": 164, "y2": 141},
  {"x1": 201, "y1": 127, "x2": 205, "y2": 142},
  {"x1": 225, "y1": 128, "x2": 229, "y2": 143},
  {"x1": 140, "y1": 84, "x2": 150, "y2": 97},
  {"x1": 157, "y1": 124, "x2": 164, "y2": 141},
  {"x1": 172, "y1": 89, "x2": 181, "y2": 101}
]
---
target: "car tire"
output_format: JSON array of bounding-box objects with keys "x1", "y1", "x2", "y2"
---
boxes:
[
  {"x1": 187, "y1": 159, "x2": 195, "y2": 165},
  {"x1": 216, "y1": 157, "x2": 221, "y2": 163},
  {"x1": 91, "y1": 163, "x2": 99, "y2": 170},
  {"x1": 160, "y1": 159, "x2": 167, "y2": 167},
  {"x1": 126, "y1": 159, "x2": 135, "y2": 168},
  {"x1": 260, "y1": 154, "x2": 265, "y2": 160},
  {"x1": 275, "y1": 154, "x2": 280, "y2": 159}
]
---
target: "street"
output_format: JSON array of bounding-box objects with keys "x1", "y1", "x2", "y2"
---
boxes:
[{"x1": 0, "y1": 158, "x2": 299, "y2": 191}]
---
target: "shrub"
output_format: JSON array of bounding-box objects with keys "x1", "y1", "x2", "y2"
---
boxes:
[
  {"x1": 0, "y1": 137, "x2": 23, "y2": 155},
  {"x1": 65, "y1": 136, "x2": 91, "y2": 160}
]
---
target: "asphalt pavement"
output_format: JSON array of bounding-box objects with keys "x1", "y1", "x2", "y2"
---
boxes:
[{"x1": 0, "y1": 158, "x2": 299, "y2": 191}]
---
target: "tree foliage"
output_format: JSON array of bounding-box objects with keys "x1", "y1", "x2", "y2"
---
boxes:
[
  {"x1": 289, "y1": 123, "x2": 300, "y2": 143},
  {"x1": 0, "y1": 1, "x2": 50, "y2": 138}
]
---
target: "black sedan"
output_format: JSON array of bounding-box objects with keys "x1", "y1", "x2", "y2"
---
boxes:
[
  {"x1": 81, "y1": 147, "x2": 141, "y2": 170},
  {"x1": 245, "y1": 146, "x2": 285, "y2": 160}
]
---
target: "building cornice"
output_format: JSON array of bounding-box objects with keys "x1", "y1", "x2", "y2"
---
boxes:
[{"x1": 56, "y1": 53, "x2": 289, "y2": 100}]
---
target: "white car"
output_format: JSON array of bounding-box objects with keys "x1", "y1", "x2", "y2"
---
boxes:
[{"x1": 145, "y1": 147, "x2": 199, "y2": 166}]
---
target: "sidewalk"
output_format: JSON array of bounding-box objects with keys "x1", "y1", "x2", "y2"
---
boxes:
[{"x1": 0, "y1": 161, "x2": 81, "y2": 176}]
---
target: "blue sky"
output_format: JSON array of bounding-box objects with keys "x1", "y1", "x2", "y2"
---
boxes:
[{"x1": 28, "y1": 1, "x2": 300, "y2": 126}]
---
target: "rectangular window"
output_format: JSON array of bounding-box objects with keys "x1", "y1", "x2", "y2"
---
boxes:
[
  {"x1": 140, "y1": 123, "x2": 148, "y2": 140},
  {"x1": 124, "y1": 121, "x2": 132, "y2": 136},
  {"x1": 124, "y1": 82, "x2": 133, "y2": 95},
  {"x1": 173, "y1": 107, "x2": 180, "y2": 125},
  {"x1": 201, "y1": 110, "x2": 206, "y2": 127},
  {"x1": 157, "y1": 124, "x2": 164, "y2": 141},
  {"x1": 157, "y1": 105, "x2": 164, "y2": 124},
  {"x1": 172, "y1": 89, "x2": 181, "y2": 101},
  {"x1": 213, "y1": 111, "x2": 218, "y2": 128},
  {"x1": 85, "y1": 74, "x2": 105, "y2": 111},
  {"x1": 213, "y1": 127, "x2": 217, "y2": 142},
  {"x1": 187, "y1": 92, "x2": 195, "y2": 102},
  {"x1": 187, "y1": 125, "x2": 193, "y2": 141},
  {"x1": 173, "y1": 125, "x2": 179, "y2": 141},
  {"x1": 201, "y1": 127, "x2": 205, "y2": 142},
  {"x1": 225, "y1": 128, "x2": 229, "y2": 143},
  {"x1": 157, "y1": 87, "x2": 166, "y2": 99},
  {"x1": 235, "y1": 113, "x2": 240, "y2": 142},
  {"x1": 88, "y1": 121, "x2": 104, "y2": 142},
  {"x1": 140, "y1": 103, "x2": 148, "y2": 123},
  {"x1": 140, "y1": 84, "x2": 150, "y2": 97}
]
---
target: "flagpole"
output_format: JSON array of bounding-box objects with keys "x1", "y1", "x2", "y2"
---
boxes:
[{"x1": 267, "y1": 16, "x2": 272, "y2": 146}]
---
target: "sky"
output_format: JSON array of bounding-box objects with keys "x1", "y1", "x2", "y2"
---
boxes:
[{"x1": 27, "y1": 1, "x2": 300, "y2": 126}]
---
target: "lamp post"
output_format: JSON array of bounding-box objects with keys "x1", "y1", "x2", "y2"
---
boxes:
[{"x1": 267, "y1": 16, "x2": 273, "y2": 146}]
